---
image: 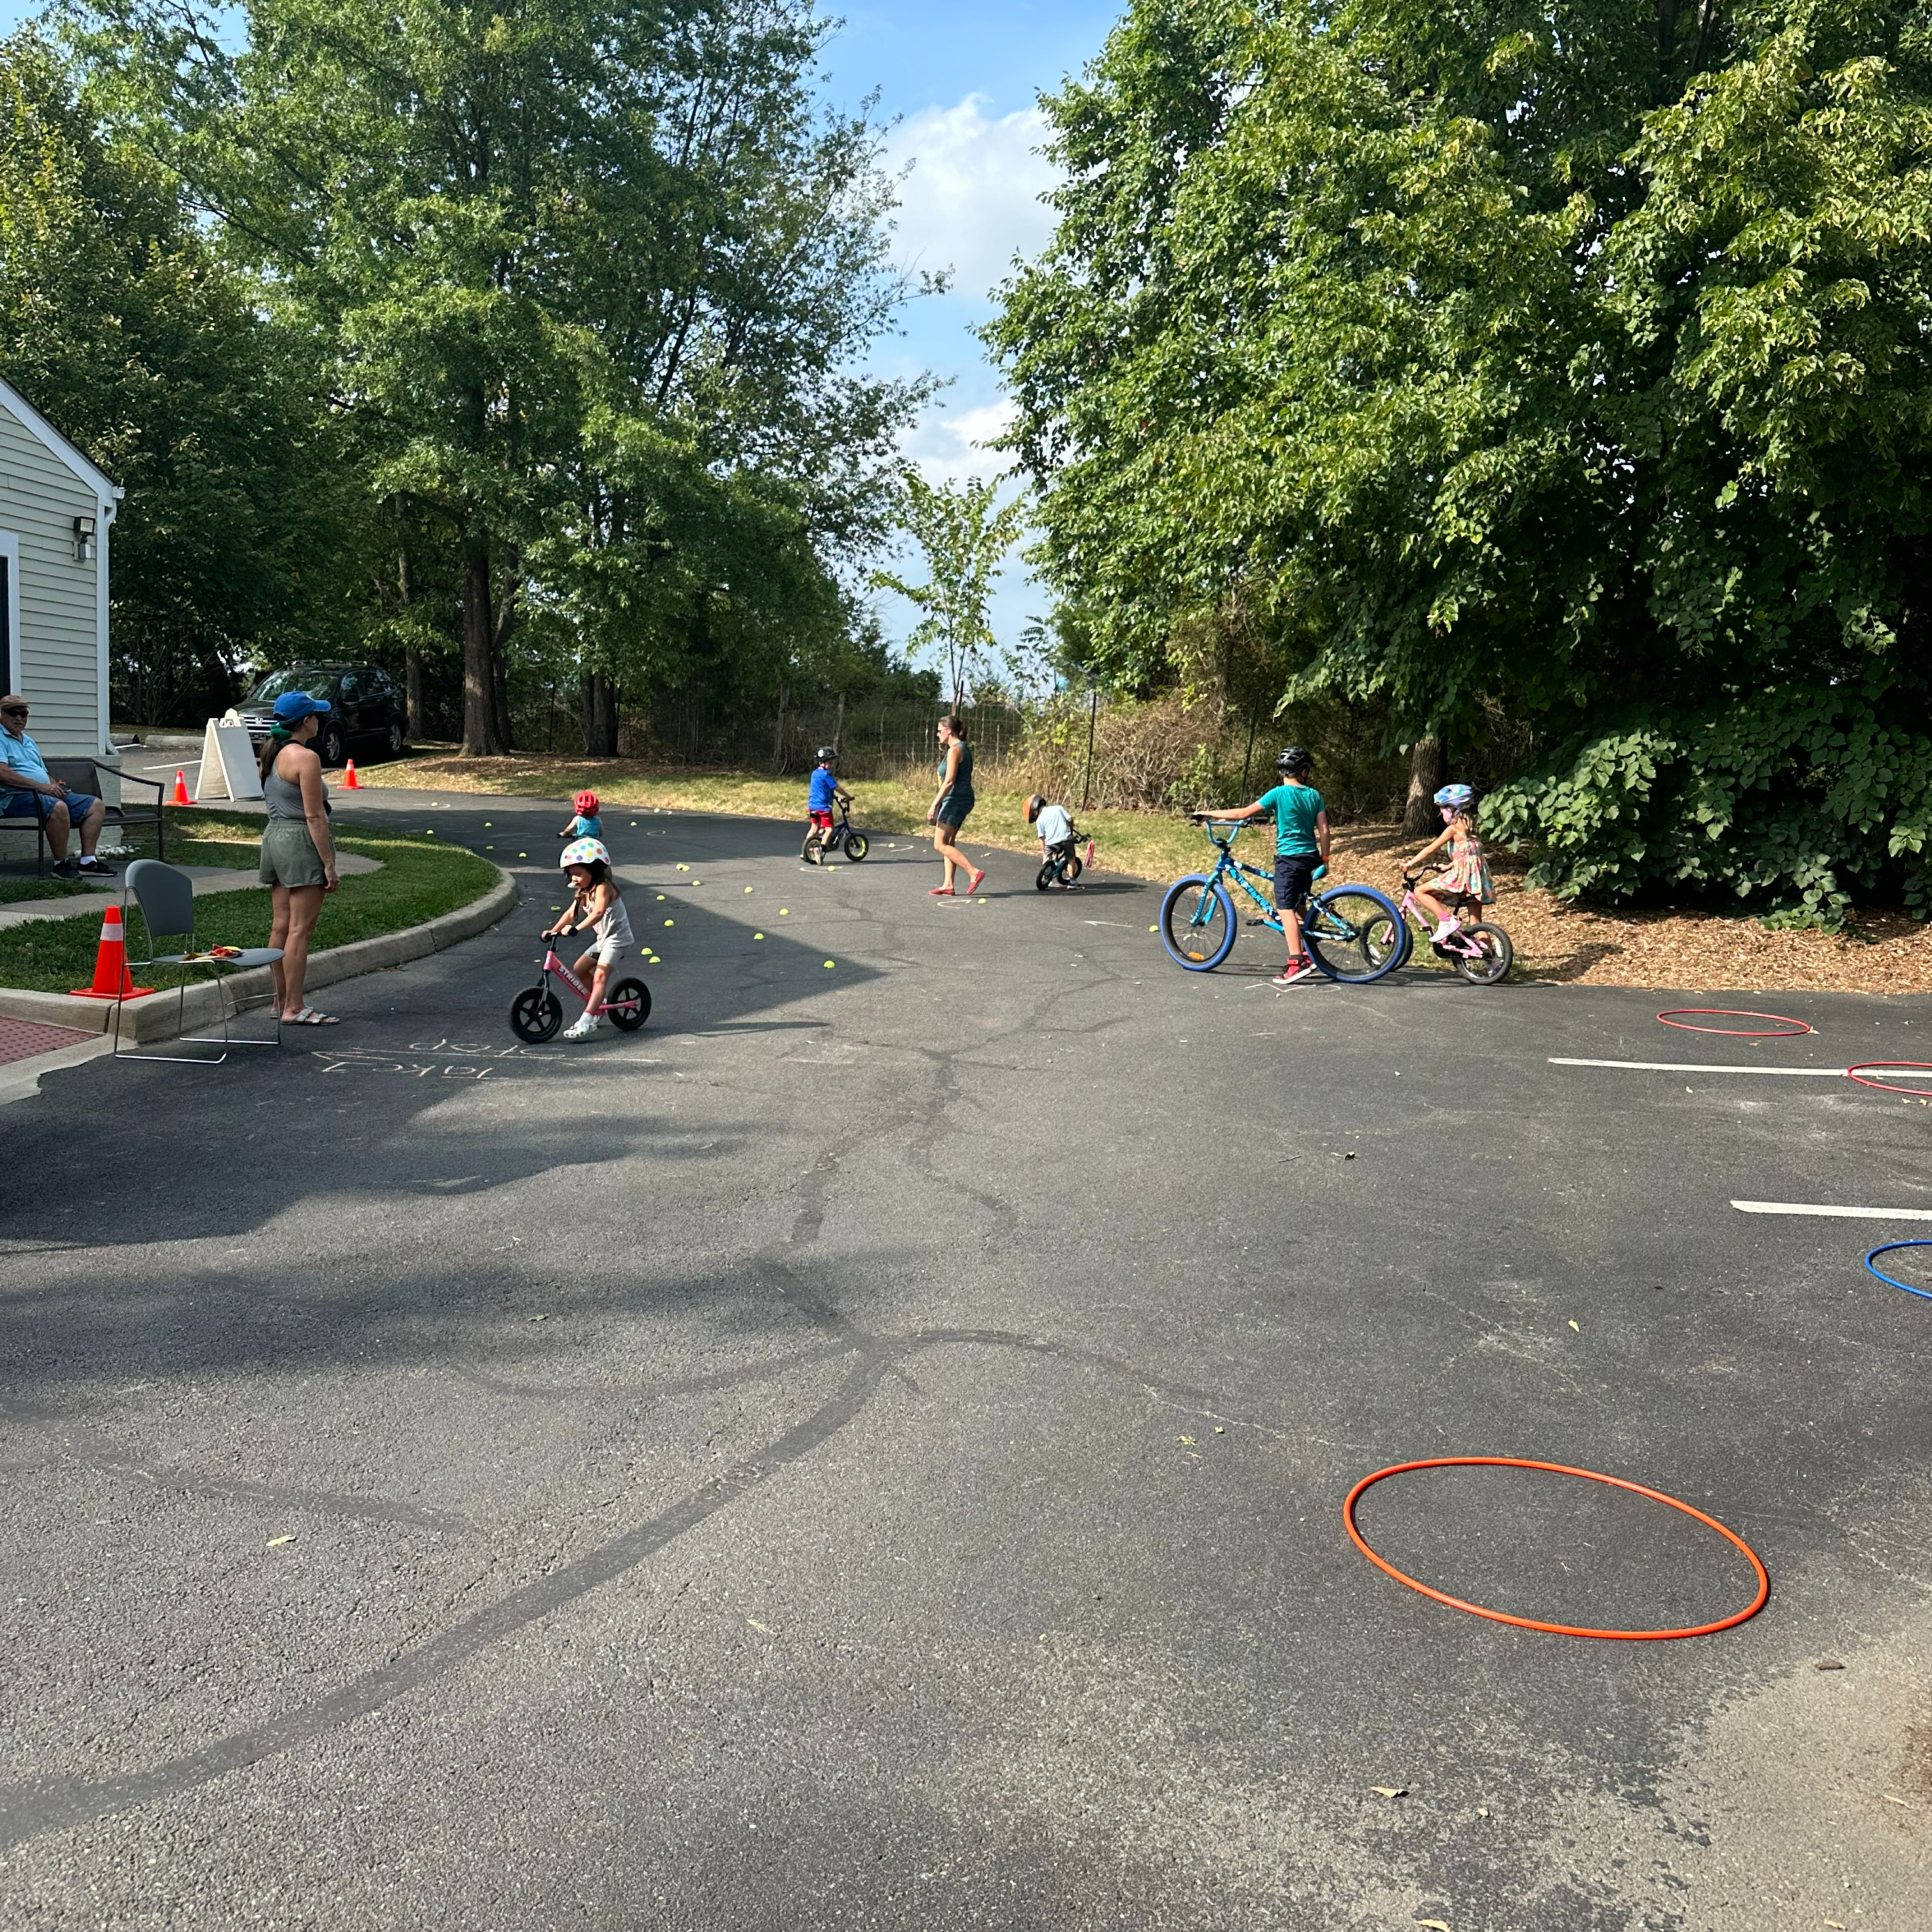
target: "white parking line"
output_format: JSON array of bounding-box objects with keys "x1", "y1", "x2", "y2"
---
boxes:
[
  {"x1": 1549, "y1": 1057, "x2": 1855, "y2": 1077},
  {"x1": 1732, "y1": 1200, "x2": 1932, "y2": 1221}
]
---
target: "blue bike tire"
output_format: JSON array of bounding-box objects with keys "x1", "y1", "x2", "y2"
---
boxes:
[
  {"x1": 1160, "y1": 875, "x2": 1237, "y2": 971},
  {"x1": 1305, "y1": 884, "x2": 1405, "y2": 983}
]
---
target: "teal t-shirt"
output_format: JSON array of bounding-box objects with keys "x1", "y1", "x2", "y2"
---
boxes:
[{"x1": 1255, "y1": 782, "x2": 1324, "y2": 857}]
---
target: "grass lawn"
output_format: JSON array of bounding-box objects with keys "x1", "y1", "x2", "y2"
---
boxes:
[
  {"x1": 0, "y1": 809, "x2": 499, "y2": 993},
  {"x1": 355, "y1": 749, "x2": 1932, "y2": 994}
]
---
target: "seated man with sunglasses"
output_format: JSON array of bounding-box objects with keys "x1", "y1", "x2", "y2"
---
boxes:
[{"x1": 0, "y1": 696, "x2": 114, "y2": 878}]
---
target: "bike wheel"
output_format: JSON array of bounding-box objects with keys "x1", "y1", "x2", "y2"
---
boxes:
[
  {"x1": 1305, "y1": 885, "x2": 1405, "y2": 983},
  {"x1": 1036, "y1": 861, "x2": 1056, "y2": 892},
  {"x1": 510, "y1": 986, "x2": 563, "y2": 1042},
  {"x1": 1362, "y1": 903, "x2": 1408, "y2": 974},
  {"x1": 844, "y1": 832, "x2": 868, "y2": 861},
  {"x1": 1453, "y1": 923, "x2": 1514, "y2": 985},
  {"x1": 605, "y1": 977, "x2": 652, "y2": 1030},
  {"x1": 1160, "y1": 876, "x2": 1236, "y2": 970}
]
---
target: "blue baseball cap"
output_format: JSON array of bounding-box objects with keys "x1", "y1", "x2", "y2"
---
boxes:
[{"x1": 273, "y1": 689, "x2": 332, "y2": 724}]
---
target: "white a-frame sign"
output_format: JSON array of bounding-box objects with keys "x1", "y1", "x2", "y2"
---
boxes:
[{"x1": 195, "y1": 719, "x2": 264, "y2": 801}]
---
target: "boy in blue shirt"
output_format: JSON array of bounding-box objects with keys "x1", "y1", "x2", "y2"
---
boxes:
[
  {"x1": 1195, "y1": 745, "x2": 1330, "y2": 985},
  {"x1": 560, "y1": 790, "x2": 602, "y2": 839},
  {"x1": 803, "y1": 747, "x2": 851, "y2": 863}
]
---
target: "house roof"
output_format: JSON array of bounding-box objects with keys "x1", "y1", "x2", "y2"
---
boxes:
[{"x1": 0, "y1": 376, "x2": 122, "y2": 503}]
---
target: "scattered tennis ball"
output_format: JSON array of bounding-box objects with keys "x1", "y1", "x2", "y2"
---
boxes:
[
  {"x1": 425, "y1": 829, "x2": 434, "y2": 836},
  {"x1": 629, "y1": 819, "x2": 637, "y2": 825},
  {"x1": 744, "y1": 886, "x2": 754, "y2": 893},
  {"x1": 677, "y1": 863, "x2": 689, "y2": 871},
  {"x1": 753, "y1": 931, "x2": 764, "y2": 939},
  {"x1": 656, "y1": 894, "x2": 665, "y2": 900},
  {"x1": 518, "y1": 852, "x2": 527, "y2": 858},
  {"x1": 779, "y1": 908, "x2": 789, "y2": 915},
  {"x1": 1149, "y1": 924, "x2": 1157, "y2": 931},
  {"x1": 664, "y1": 918, "x2": 674, "y2": 927},
  {"x1": 484, "y1": 820, "x2": 493, "y2": 827},
  {"x1": 485, "y1": 845, "x2": 493, "y2": 850},
  {"x1": 824, "y1": 960, "x2": 834, "y2": 969}
]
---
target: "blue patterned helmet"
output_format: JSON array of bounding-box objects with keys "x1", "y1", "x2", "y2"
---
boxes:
[
  {"x1": 1434, "y1": 784, "x2": 1475, "y2": 811},
  {"x1": 560, "y1": 837, "x2": 610, "y2": 870}
]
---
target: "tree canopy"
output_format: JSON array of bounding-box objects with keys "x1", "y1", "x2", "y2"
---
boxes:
[{"x1": 989, "y1": 0, "x2": 1932, "y2": 913}]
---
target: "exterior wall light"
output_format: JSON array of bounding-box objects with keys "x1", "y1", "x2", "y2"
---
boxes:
[{"x1": 73, "y1": 516, "x2": 95, "y2": 563}]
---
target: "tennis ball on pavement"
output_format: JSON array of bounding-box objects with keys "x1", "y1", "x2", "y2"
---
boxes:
[
  {"x1": 779, "y1": 908, "x2": 788, "y2": 915},
  {"x1": 518, "y1": 852, "x2": 527, "y2": 858},
  {"x1": 1149, "y1": 924, "x2": 1157, "y2": 931},
  {"x1": 656, "y1": 894, "x2": 665, "y2": 900},
  {"x1": 744, "y1": 886, "x2": 754, "y2": 893},
  {"x1": 824, "y1": 960, "x2": 834, "y2": 969},
  {"x1": 754, "y1": 932, "x2": 764, "y2": 940},
  {"x1": 677, "y1": 863, "x2": 689, "y2": 871},
  {"x1": 664, "y1": 919, "x2": 674, "y2": 927}
]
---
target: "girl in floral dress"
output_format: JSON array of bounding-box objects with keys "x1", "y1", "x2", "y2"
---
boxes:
[{"x1": 1406, "y1": 783, "x2": 1494, "y2": 942}]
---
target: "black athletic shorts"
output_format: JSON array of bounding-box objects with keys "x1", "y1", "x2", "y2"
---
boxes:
[{"x1": 1273, "y1": 854, "x2": 1315, "y2": 912}]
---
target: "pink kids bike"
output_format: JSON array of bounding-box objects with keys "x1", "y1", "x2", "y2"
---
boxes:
[
  {"x1": 510, "y1": 930, "x2": 652, "y2": 1041},
  {"x1": 1389, "y1": 872, "x2": 1514, "y2": 983}
]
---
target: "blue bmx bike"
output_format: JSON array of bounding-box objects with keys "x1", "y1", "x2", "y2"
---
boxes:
[{"x1": 1158, "y1": 821, "x2": 1404, "y2": 983}]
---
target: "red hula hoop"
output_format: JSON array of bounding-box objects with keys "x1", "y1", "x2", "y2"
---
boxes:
[
  {"x1": 1343, "y1": 1456, "x2": 1771, "y2": 1641},
  {"x1": 1844, "y1": 1061, "x2": 1932, "y2": 1097},
  {"x1": 1655, "y1": 1008, "x2": 1813, "y2": 1038}
]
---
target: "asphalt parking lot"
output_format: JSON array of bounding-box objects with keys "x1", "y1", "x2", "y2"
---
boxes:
[{"x1": 2, "y1": 787, "x2": 1928, "y2": 1928}]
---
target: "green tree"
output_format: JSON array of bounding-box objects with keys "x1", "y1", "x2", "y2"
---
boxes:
[
  {"x1": 988, "y1": 0, "x2": 1932, "y2": 912},
  {"x1": 871, "y1": 471, "x2": 1027, "y2": 708},
  {"x1": 85, "y1": 0, "x2": 926, "y2": 755},
  {"x1": 0, "y1": 26, "x2": 362, "y2": 723}
]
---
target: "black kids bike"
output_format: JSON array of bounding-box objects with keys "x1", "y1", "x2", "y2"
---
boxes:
[{"x1": 803, "y1": 799, "x2": 870, "y2": 863}]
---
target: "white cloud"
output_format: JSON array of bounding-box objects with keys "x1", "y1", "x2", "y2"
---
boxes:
[
  {"x1": 901, "y1": 397, "x2": 1018, "y2": 487},
  {"x1": 885, "y1": 96, "x2": 1059, "y2": 302}
]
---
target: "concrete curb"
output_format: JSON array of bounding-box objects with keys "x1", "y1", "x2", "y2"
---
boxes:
[{"x1": 0, "y1": 866, "x2": 519, "y2": 1042}]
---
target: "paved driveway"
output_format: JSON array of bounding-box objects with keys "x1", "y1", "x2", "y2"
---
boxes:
[{"x1": 2, "y1": 790, "x2": 1927, "y2": 1928}]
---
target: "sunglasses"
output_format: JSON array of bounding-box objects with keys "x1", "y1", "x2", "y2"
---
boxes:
[{"x1": 0, "y1": 707, "x2": 27, "y2": 719}]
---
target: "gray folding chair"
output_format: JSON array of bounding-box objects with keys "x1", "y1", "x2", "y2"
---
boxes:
[{"x1": 113, "y1": 858, "x2": 284, "y2": 1064}]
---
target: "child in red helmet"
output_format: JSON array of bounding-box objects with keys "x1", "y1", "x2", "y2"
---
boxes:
[{"x1": 560, "y1": 790, "x2": 602, "y2": 841}]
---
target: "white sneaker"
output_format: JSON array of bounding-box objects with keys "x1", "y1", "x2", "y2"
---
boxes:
[
  {"x1": 562, "y1": 1014, "x2": 603, "y2": 1041},
  {"x1": 1432, "y1": 917, "x2": 1460, "y2": 942}
]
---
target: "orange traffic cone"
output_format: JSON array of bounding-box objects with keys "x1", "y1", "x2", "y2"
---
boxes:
[
  {"x1": 171, "y1": 769, "x2": 189, "y2": 806},
  {"x1": 343, "y1": 759, "x2": 360, "y2": 790},
  {"x1": 71, "y1": 905, "x2": 155, "y2": 1000}
]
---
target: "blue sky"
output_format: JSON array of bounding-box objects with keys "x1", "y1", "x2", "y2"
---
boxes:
[{"x1": 2, "y1": 0, "x2": 1124, "y2": 663}]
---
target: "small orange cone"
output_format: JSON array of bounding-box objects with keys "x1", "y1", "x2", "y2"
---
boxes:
[
  {"x1": 343, "y1": 759, "x2": 360, "y2": 790},
  {"x1": 171, "y1": 769, "x2": 189, "y2": 806},
  {"x1": 71, "y1": 905, "x2": 155, "y2": 1000}
]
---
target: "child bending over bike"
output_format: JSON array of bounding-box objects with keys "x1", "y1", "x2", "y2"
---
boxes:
[
  {"x1": 803, "y1": 747, "x2": 852, "y2": 865},
  {"x1": 1025, "y1": 793, "x2": 1082, "y2": 884},
  {"x1": 1406, "y1": 783, "x2": 1494, "y2": 940},
  {"x1": 545, "y1": 838, "x2": 634, "y2": 1039},
  {"x1": 1195, "y1": 746, "x2": 1330, "y2": 985}
]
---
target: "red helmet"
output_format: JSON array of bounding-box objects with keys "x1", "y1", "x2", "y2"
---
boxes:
[{"x1": 574, "y1": 790, "x2": 599, "y2": 814}]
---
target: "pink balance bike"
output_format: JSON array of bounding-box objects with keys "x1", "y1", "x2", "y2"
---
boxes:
[{"x1": 510, "y1": 930, "x2": 652, "y2": 1041}]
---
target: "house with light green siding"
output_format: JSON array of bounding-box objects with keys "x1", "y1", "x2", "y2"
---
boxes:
[{"x1": 0, "y1": 377, "x2": 122, "y2": 758}]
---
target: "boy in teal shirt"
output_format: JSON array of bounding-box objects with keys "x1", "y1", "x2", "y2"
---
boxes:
[{"x1": 1195, "y1": 745, "x2": 1331, "y2": 985}]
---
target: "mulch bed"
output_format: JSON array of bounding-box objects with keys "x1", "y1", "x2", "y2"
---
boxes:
[{"x1": 1333, "y1": 824, "x2": 1932, "y2": 995}]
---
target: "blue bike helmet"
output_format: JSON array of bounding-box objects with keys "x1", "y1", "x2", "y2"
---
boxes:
[{"x1": 1434, "y1": 783, "x2": 1475, "y2": 812}]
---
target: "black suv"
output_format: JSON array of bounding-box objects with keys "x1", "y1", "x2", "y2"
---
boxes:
[{"x1": 228, "y1": 664, "x2": 408, "y2": 768}]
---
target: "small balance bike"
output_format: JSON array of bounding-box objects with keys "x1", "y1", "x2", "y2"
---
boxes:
[
  {"x1": 1036, "y1": 829, "x2": 1095, "y2": 891},
  {"x1": 510, "y1": 931, "x2": 652, "y2": 1041},
  {"x1": 802, "y1": 799, "x2": 869, "y2": 862}
]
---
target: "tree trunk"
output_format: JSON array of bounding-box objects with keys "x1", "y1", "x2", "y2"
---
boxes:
[
  {"x1": 460, "y1": 536, "x2": 502, "y2": 756},
  {"x1": 772, "y1": 682, "x2": 788, "y2": 773},
  {"x1": 1404, "y1": 735, "x2": 1446, "y2": 836},
  {"x1": 405, "y1": 647, "x2": 425, "y2": 740},
  {"x1": 831, "y1": 690, "x2": 845, "y2": 756},
  {"x1": 581, "y1": 672, "x2": 618, "y2": 756}
]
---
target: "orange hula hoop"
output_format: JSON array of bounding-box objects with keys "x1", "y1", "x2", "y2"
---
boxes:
[
  {"x1": 1655, "y1": 1008, "x2": 1813, "y2": 1038},
  {"x1": 1343, "y1": 1456, "x2": 1771, "y2": 1641}
]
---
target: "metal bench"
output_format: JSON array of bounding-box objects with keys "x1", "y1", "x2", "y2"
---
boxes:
[{"x1": 0, "y1": 757, "x2": 166, "y2": 878}]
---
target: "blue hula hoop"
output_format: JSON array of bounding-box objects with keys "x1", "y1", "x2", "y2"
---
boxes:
[{"x1": 1864, "y1": 1241, "x2": 1932, "y2": 1301}]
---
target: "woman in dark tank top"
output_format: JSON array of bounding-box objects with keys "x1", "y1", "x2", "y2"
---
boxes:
[
  {"x1": 254, "y1": 691, "x2": 341, "y2": 1024},
  {"x1": 925, "y1": 713, "x2": 985, "y2": 897}
]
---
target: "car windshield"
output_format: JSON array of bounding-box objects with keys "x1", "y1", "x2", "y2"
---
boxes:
[{"x1": 245, "y1": 668, "x2": 338, "y2": 704}]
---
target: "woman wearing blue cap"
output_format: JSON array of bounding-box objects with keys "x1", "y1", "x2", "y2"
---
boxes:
[{"x1": 256, "y1": 689, "x2": 341, "y2": 1024}]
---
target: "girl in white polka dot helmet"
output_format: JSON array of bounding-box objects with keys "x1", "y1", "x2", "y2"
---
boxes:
[{"x1": 546, "y1": 839, "x2": 632, "y2": 1037}]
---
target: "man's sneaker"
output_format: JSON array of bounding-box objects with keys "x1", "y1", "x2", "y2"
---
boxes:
[
  {"x1": 50, "y1": 860, "x2": 80, "y2": 880},
  {"x1": 1271, "y1": 958, "x2": 1318, "y2": 986},
  {"x1": 562, "y1": 1013, "x2": 604, "y2": 1041},
  {"x1": 77, "y1": 856, "x2": 116, "y2": 877}
]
